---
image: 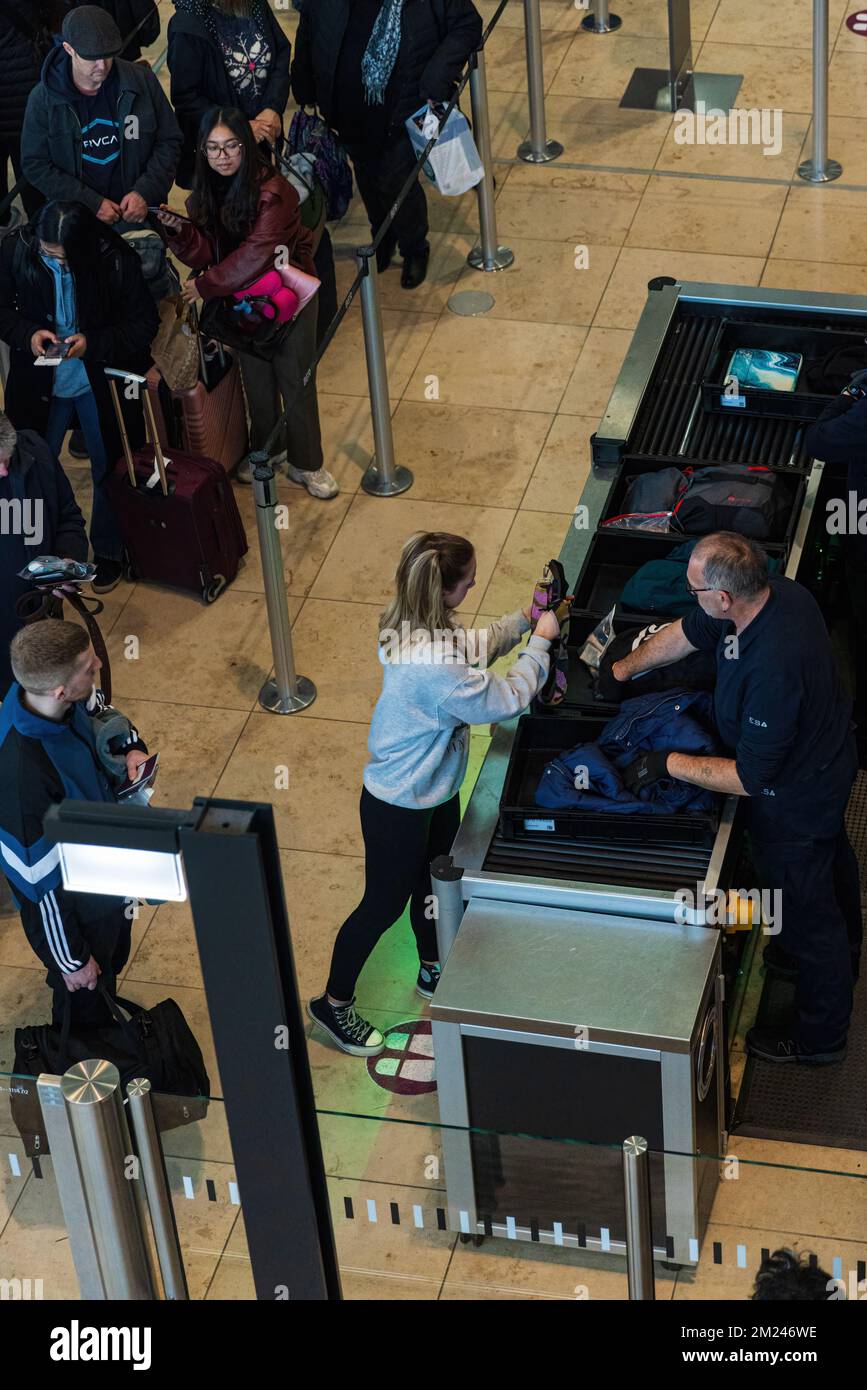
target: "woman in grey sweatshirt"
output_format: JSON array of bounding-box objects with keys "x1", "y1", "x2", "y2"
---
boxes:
[{"x1": 308, "y1": 530, "x2": 561, "y2": 1059}]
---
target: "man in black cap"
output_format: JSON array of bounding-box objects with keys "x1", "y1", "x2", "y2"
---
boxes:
[{"x1": 20, "y1": 4, "x2": 181, "y2": 229}]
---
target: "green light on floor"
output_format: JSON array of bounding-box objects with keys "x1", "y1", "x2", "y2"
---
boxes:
[
  {"x1": 385, "y1": 1031, "x2": 409, "y2": 1050},
  {"x1": 374, "y1": 1057, "x2": 400, "y2": 1076}
]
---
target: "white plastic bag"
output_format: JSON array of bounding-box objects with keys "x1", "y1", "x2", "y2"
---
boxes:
[{"x1": 405, "y1": 104, "x2": 484, "y2": 197}]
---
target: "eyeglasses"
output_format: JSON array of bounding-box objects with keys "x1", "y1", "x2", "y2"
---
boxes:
[
  {"x1": 204, "y1": 140, "x2": 243, "y2": 157},
  {"x1": 686, "y1": 583, "x2": 729, "y2": 597}
]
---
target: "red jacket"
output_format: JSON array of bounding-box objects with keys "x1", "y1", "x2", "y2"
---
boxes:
[{"x1": 165, "y1": 173, "x2": 315, "y2": 298}]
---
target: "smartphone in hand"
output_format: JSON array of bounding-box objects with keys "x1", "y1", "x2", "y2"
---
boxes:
[{"x1": 34, "y1": 340, "x2": 71, "y2": 365}]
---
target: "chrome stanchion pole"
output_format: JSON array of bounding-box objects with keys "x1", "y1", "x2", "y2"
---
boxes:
[
  {"x1": 62, "y1": 1059, "x2": 157, "y2": 1299},
  {"x1": 252, "y1": 459, "x2": 316, "y2": 713},
  {"x1": 622, "y1": 1136, "x2": 656, "y2": 1300},
  {"x1": 127, "y1": 1078, "x2": 189, "y2": 1300},
  {"x1": 798, "y1": 0, "x2": 841, "y2": 182},
  {"x1": 468, "y1": 50, "x2": 514, "y2": 271},
  {"x1": 359, "y1": 250, "x2": 413, "y2": 496},
  {"x1": 581, "y1": 0, "x2": 622, "y2": 34},
  {"x1": 518, "y1": 0, "x2": 563, "y2": 162}
]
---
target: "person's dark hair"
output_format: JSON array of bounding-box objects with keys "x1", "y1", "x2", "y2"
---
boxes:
[
  {"x1": 693, "y1": 532, "x2": 769, "y2": 601},
  {"x1": 752, "y1": 1248, "x2": 835, "y2": 1301},
  {"x1": 189, "y1": 106, "x2": 273, "y2": 241},
  {"x1": 24, "y1": 201, "x2": 134, "y2": 326}
]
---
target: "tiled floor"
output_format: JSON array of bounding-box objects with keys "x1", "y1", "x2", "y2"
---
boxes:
[{"x1": 2, "y1": 0, "x2": 867, "y2": 1300}]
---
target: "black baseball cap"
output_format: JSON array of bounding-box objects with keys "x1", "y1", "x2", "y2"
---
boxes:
[{"x1": 61, "y1": 5, "x2": 124, "y2": 60}]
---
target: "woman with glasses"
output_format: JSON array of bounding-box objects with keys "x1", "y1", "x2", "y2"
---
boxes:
[
  {"x1": 156, "y1": 106, "x2": 336, "y2": 497},
  {"x1": 0, "y1": 199, "x2": 159, "y2": 593}
]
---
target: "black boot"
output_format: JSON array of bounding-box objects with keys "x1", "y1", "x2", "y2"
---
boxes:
[
  {"x1": 401, "y1": 245, "x2": 430, "y2": 290},
  {"x1": 375, "y1": 228, "x2": 398, "y2": 273}
]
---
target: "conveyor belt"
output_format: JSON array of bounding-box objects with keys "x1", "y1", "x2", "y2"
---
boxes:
[
  {"x1": 629, "y1": 314, "x2": 814, "y2": 466},
  {"x1": 483, "y1": 829, "x2": 713, "y2": 894}
]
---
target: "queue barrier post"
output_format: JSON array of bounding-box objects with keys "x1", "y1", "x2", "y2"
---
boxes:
[
  {"x1": 357, "y1": 250, "x2": 413, "y2": 496},
  {"x1": 251, "y1": 457, "x2": 317, "y2": 713},
  {"x1": 581, "y1": 0, "x2": 622, "y2": 34},
  {"x1": 517, "y1": 0, "x2": 563, "y2": 163},
  {"x1": 127, "y1": 1078, "x2": 190, "y2": 1300},
  {"x1": 622, "y1": 1136, "x2": 656, "y2": 1300},
  {"x1": 798, "y1": 0, "x2": 841, "y2": 183},
  {"x1": 468, "y1": 49, "x2": 514, "y2": 271}
]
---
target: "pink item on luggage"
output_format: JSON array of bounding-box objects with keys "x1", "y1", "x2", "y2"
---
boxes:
[{"x1": 233, "y1": 270, "x2": 299, "y2": 322}]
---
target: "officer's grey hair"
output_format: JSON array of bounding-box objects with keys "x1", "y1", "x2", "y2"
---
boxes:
[
  {"x1": 0, "y1": 412, "x2": 17, "y2": 460},
  {"x1": 693, "y1": 532, "x2": 769, "y2": 600}
]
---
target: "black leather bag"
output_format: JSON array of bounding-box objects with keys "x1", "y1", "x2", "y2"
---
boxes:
[
  {"x1": 11, "y1": 985, "x2": 209, "y2": 1156},
  {"x1": 199, "y1": 293, "x2": 295, "y2": 362}
]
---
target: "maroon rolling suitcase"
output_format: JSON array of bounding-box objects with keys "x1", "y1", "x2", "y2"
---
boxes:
[{"x1": 104, "y1": 368, "x2": 248, "y2": 603}]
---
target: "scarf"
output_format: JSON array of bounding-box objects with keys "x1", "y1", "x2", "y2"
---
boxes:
[{"x1": 361, "y1": 0, "x2": 405, "y2": 106}]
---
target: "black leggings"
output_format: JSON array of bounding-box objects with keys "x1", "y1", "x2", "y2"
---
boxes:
[{"x1": 326, "y1": 788, "x2": 461, "y2": 1000}]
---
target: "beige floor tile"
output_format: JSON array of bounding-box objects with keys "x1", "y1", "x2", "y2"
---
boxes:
[
  {"x1": 442, "y1": 1234, "x2": 673, "y2": 1300},
  {"x1": 317, "y1": 393, "x2": 379, "y2": 493},
  {"x1": 550, "y1": 32, "x2": 675, "y2": 101},
  {"x1": 673, "y1": 1223, "x2": 851, "y2": 1301},
  {"x1": 479, "y1": 509, "x2": 572, "y2": 612},
  {"x1": 327, "y1": 1175, "x2": 455, "y2": 1286},
  {"x1": 204, "y1": 1252, "x2": 257, "y2": 1300},
  {"x1": 404, "y1": 316, "x2": 587, "y2": 412},
  {"x1": 829, "y1": 48, "x2": 867, "y2": 116},
  {"x1": 311, "y1": 494, "x2": 515, "y2": 606},
  {"x1": 552, "y1": 94, "x2": 673, "y2": 161},
  {"x1": 226, "y1": 484, "x2": 352, "y2": 598},
  {"x1": 607, "y1": 0, "x2": 719, "y2": 41},
  {"x1": 522, "y1": 414, "x2": 595, "y2": 514},
  {"x1": 290, "y1": 598, "x2": 384, "y2": 723},
  {"x1": 834, "y1": 7, "x2": 867, "y2": 49},
  {"x1": 760, "y1": 258, "x2": 867, "y2": 296},
  {"x1": 455, "y1": 236, "x2": 620, "y2": 325},
  {"x1": 707, "y1": 0, "x2": 849, "y2": 47},
  {"x1": 0, "y1": 1165, "x2": 79, "y2": 1299},
  {"x1": 389, "y1": 401, "x2": 551, "y2": 507},
  {"x1": 486, "y1": 87, "x2": 534, "y2": 161},
  {"x1": 799, "y1": 115, "x2": 867, "y2": 188},
  {"x1": 594, "y1": 247, "x2": 765, "y2": 330},
  {"x1": 106, "y1": 587, "x2": 295, "y2": 712},
  {"x1": 770, "y1": 186, "x2": 867, "y2": 265},
  {"x1": 695, "y1": 41, "x2": 813, "y2": 113},
  {"x1": 494, "y1": 164, "x2": 646, "y2": 245},
  {"x1": 123, "y1": 899, "x2": 203, "y2": 992},
  {"x1": 317, "y1": 307, "x2": 439, "y2": 397},
  {"x1": 654, "y1": 112, "x2": 810, "y2": 178},
  {"x1": 484, "y1": 26, "x2": 574, "y2": 93},
  {"x1": 332, "y1": 228, "x2": 475, "y2": 314},
  {"x1": 213, "y1": 713, "x2": 370, "y2": 856},
  {"x1": 559, "y1": 325, "x2": 635, "y2": 417},
  {"x1": 626, "y1": 176, "x2": 787, "y2": 256},
  {"x1": 714, "y1": 1136, "x2": 867, "y2": 1241}
]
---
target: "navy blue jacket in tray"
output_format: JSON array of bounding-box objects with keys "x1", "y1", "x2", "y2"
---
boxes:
[{"x1": 535, "y1": 689, "x2": 721, "y2": 815}]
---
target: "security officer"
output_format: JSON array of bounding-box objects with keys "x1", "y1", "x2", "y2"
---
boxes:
[
  {"x1": 804, "y1": 375, "x2": 867, "y2": 771},
  {"x1": 611, "y1": 531, "x2": 861, "y2": 1067}
]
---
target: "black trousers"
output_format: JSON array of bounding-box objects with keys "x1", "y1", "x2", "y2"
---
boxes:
[
  {"x1": 326, "y1": 787, "x2": 461, "y2": 1000},
  {"x1": 344, "y1": 130, "x2": 429, "y2": 258},
  {"x1": 0, "y1": 137, "x2": 43, "y2": 225},
  {"x1": 844, "y1": 534, "x2": 867, "y2": 763},
  {"x1": 749, "y1": 734, "x2": 862, "y2": 1049},
  {"x1": 313, "y1": 228, "x2": 338, "y2": 348},
  {"x1": 47, "y1": 906, "x2": 132, "y2": 1028}
]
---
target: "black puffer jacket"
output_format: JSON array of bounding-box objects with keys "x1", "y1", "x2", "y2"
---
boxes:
[
  {"x1": 0, "y1": 0, "x2": 65, "y2": 141},
  {"x1": 291, "y1": 0, "x2": 482, "y2": 134}
]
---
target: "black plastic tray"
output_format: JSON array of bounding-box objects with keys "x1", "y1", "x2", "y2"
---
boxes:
[
  {"x1": 572, "y1": 530, "x2": 786, "y2": 616},
  {"x1": 498, "y1": 714, "x2": 720, "y2": 847},
  {"x1": 598, "y1": 455, "x2": 805, "y2": 549},
  {"x1": 701, "y1": 317, "x2": 867, "y2": 422},
  {"x1": 539, "y1": 607, "x2": 678, "y2": 720}
]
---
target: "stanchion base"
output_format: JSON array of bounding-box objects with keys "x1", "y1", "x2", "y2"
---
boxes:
[
  {"x1": 258, "y1": 675, "x2": 317, "y2": 714},
  {"x1": 467, "y1": 245, "x2": 515, "y2": 271},
  {"x1": 581, "y1": 12, "x2": 621, "y2": 32},
  {"x1": 797, "y1": 158, "x2": 842, "y2": 184},
  {"x1": 361, "y1": 461, "x2": 414, "y2": 496},
  {"x1": 517, "y1": 138, "x2": 564, "y2": 164}
]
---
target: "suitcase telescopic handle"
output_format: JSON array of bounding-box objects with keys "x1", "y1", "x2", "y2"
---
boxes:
[{"x1": 104, "y1": 367, "x2": 169, "y2": 498}]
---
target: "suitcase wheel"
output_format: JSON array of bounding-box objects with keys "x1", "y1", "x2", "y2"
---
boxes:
[{"x1": 203, "y1": 575, "x2": 227, "y2": 604}]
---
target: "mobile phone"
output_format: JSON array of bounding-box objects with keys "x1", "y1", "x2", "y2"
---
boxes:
[
  {"x1": 148, "y1": 205, "x2": 192, "y2": 223},
  {"x1": 35, "y1": 340, "x2": 71, "y2": 364}
]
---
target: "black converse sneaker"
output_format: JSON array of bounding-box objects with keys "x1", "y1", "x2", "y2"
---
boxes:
[
  {"x1": 416, "y1": 962, "x2": 441, "y2": 999},
  {"x1": 307, "y1": 994, "x2": 385, "y2": 1057}
]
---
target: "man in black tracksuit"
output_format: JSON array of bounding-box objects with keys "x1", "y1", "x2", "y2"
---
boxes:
[
  {"x1": 291, "y1": 0, "x2": 482, "y2": 289},
  {"x1": 804, "y1": 383, "x2": 867, "y2": 771},
  {"x1": 0, "y1": 620, "x2": 148, "y2": 1024},
  {"x1": 611, "y1": 531, "x2": 861, "y2": 1066}
]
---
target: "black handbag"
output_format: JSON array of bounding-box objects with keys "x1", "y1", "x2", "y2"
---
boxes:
[
  {"x1": 198, "y1": 290, "x2": 296, "y2": 362},
  {"x1": 12, "y1": 984, "x2": 209, "y2": 1156}
]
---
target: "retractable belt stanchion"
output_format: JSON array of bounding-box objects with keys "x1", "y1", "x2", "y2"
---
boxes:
[
  {"x1": 468, "y1": 50, "x2": 514, "y2": 271},
  {"x1": 622, "y1": 1136, "x2": 656, "y2": 1300},
  {"x1": 798, "y1": 0, "x2": 842, "y2": 183},
  {"x1": 358, "y1": 249, "x2": 413, "y2": 496},
  {"x1": 582, "y1": 0, "x2": 622, "y2": 35},
  {"x1": 249, "y1": 456, "x2": 317, "y2": 713},
  {"x1": 517, "y1": 0, "x2": 563, "y2": 163}
]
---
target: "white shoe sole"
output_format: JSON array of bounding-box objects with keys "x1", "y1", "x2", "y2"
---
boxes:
[
  {"x1": 306, "y1": 1000, "x2": 385, "y2": 1057},
  {"x1": 285, "y1": 470, "x2": 339, "y2": 500}
]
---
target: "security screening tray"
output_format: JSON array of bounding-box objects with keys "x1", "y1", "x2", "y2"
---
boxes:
[{"x1": 539, "y1": 607, "x2": 679, "y2": 721}]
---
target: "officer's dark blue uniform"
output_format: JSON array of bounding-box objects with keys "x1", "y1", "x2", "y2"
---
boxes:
[{"x1": 683, "y1": 576, "x2": 862, "y2": 1053}]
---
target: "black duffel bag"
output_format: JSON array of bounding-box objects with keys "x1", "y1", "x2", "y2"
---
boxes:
[
  {"x1": 673, "y1": 464, "x2": 787, "y2": 540},
  {"x1": 12, "y1": 985, "x2": 209, "y2": 1157}
]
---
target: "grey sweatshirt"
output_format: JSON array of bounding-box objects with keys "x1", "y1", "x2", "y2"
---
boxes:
[{"x1": 363, "y1": 610, "x2": 551, "y2": 810}]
